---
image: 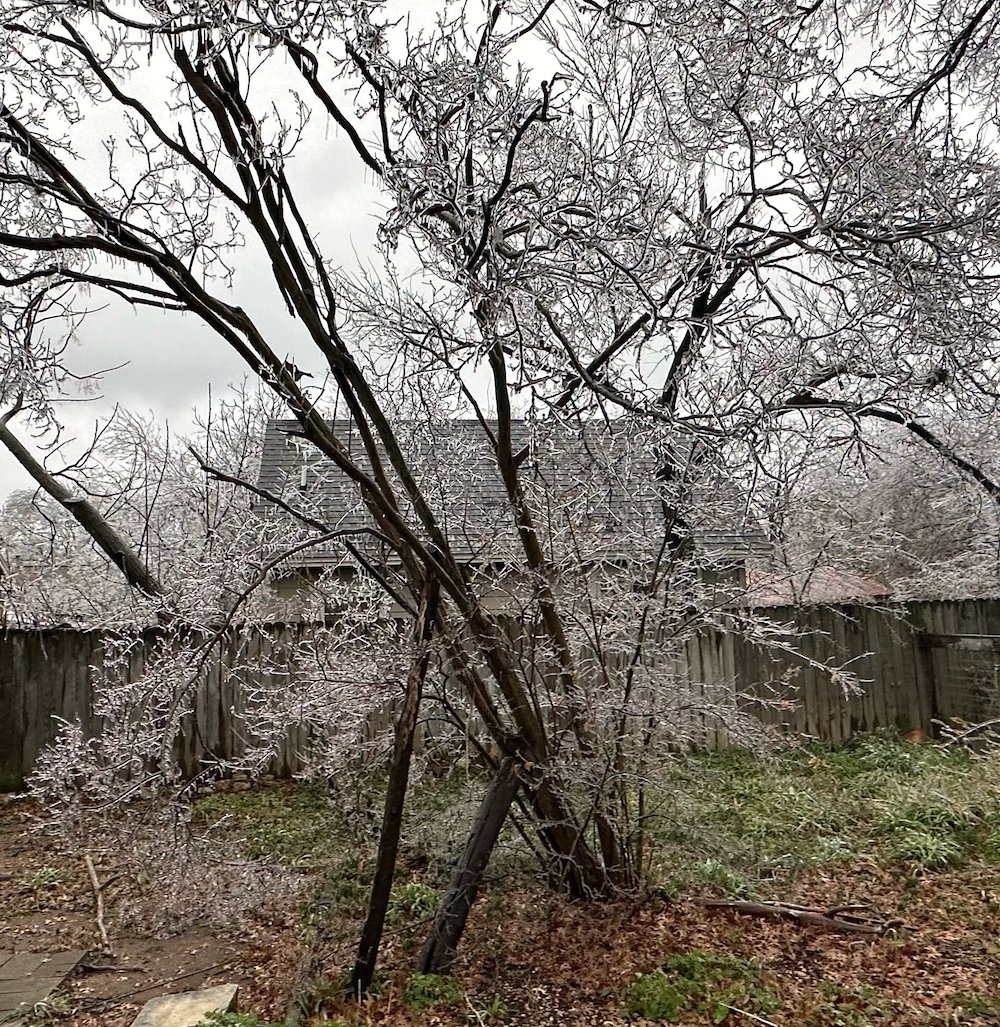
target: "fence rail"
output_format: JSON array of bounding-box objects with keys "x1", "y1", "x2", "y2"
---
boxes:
[{"x1": 3, "y1": 599, "x2": 999, "y2": 791}]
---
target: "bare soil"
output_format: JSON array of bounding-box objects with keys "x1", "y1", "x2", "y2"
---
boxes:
[{"x1": 0, "y1": 799, "x2": 298, "y2": 1027}]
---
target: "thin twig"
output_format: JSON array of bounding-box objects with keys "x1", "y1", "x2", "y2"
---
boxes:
[{"x1": 725, "y1": 1004, "x2": 779, "y2": 1027}]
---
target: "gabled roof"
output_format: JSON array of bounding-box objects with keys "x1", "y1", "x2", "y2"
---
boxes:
[
  {"x1": 746, "y1": 567, "x2": 892, "y2": 606},
  {"x1": 256, "y1": 418, "x2": 769, "y2": 567}
]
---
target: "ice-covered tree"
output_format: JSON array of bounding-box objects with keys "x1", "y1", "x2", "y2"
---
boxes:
[{"x1": 4, "y1": 0, "x2": 1000, "y2": 979}]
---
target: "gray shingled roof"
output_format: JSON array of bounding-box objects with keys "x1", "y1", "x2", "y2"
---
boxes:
[{"x1": 256, "y1": 418, "x2": 769, "y2": 567}]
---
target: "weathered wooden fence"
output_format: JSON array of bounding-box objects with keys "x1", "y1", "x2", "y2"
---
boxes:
[
  {"x1": 3, "y1": 599, "x2": 1000, "y2": 791},
  {"x1": 0, "y1": 623, "x2": 317, "y2": 791},
  {"x1": 728, "y1": 599, "x2": 1000, "y2": 745}
]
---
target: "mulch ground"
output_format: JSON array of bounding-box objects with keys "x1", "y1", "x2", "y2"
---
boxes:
[{"x1": 2, "y1": 796, "x2": 998, "y2": 1027}]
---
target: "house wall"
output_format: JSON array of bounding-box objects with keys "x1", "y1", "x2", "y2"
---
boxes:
[{"x1": 3, "y1": 599, "x2": 1000, "y2": 790}]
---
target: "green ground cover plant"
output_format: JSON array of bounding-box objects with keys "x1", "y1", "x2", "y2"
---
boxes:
[
  {"x1": 649, "y1": 734, "x2": 1000, "y2": 895},
  {"x1": 951, "y1": 990, "x2": 1000, "y2": 1022},
  {"x1": 193, "y1": 1011, "x2": 277, "y2": 1027},
  {"x1": 623, "y1": 950, "x2": 779, "y2": 1023},
  {"x1": 402, "y1": 973, "x2": 464, "y2": 1011},
  {"x1": 803, "y1": 981, "x2": 898, "y2": 1027},
  {"x1": 387, "y1": 882, "x2": 441, "y2": 923}
]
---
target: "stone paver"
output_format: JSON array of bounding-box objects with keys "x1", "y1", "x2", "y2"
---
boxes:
[
  {"x1": 131, "y1": 984, "x2": 239, "y2": 1027},
  {"x1": 0, "y1": 951, "x2": 85, "y2": 1026}
]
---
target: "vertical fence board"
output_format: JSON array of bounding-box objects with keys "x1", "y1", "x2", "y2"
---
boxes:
[{"x1": 4, "y1": 598, "x2": 1000, "y2": 789}]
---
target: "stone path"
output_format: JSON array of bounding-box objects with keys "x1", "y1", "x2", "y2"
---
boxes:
[{"x1": 0, "y1": 951, "x2": 85, "y2": 1026}]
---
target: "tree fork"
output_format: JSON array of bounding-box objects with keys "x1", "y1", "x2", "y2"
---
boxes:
[
  {"x1": 348, "y1": 575, "x2": 440, "y2": 998},
  {"x1": 419, "y1": 756, "x2": 520, "y2": 975}
]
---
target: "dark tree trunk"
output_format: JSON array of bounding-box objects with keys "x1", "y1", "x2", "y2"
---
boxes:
[
  {"x1": 0, "y1": 420, "x2": 162, "y2": 597},
  {"x1": 348, "y1": 578, "x2": 440, "y2": 998},
  {"x1": 419, "y1": 757, "x2": 520, "y2": 974},
  {"x1": 522, "y1": 774, "x2": 613, "y2": 899}
]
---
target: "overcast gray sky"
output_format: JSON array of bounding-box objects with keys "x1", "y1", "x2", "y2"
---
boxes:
[
  {"x1": 0, "y1": 1, "x2": 551, "y2": 502},
  {"x1": 0, "y1": 122, "x2": 384, "y2": 499}
]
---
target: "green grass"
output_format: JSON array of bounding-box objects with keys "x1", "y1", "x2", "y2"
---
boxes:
[
  {"x1": 471, "y1": 995, "x2": 508, "y2": 1022},
  {"x1": 193, "y1": 780, "x2": 376, "y2": 926},
  {"x1": 18, "y1": 865, "x2": 69, "y2": 891},
  {"x1": 648, "y1": 733, "x2": 1000, "y2": 895},
  {"x1": 193, "y1": 781, "x2": 349, "y2": 869}
]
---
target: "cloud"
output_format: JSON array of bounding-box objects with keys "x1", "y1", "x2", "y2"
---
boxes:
[{"x1": 1, "y1": 141, "x2": 384, "y2": 500}]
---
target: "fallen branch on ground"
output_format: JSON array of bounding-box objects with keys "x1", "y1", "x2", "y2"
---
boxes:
[
  {"x1": 83, "y1": 853, "x2": 114, "y2": 956},
  {"x1": 685, "y1": 897, "x2": 904, "y2": 934},
  {"x1": 78, "y1": 964, "x2": 147, "y2": 974}
]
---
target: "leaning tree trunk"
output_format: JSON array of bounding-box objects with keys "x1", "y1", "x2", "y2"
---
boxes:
[
  {"x1": 0, "y1": 417, "x2": 163, "y2": 597},
  {"x1": 348, "y1": 578, "x2": 440, "y2": 998},
  {"x1": 419, "y1": 756, "x2": 520, "y2": 974}
]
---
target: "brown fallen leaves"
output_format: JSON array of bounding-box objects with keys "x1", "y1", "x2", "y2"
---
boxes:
[
  {"x1": 316, "y1": 861, "x2": 1000, "y2": 1027},
  {"x1": 4, "y1": 797, "x2": 999, "y2": 1027}
]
